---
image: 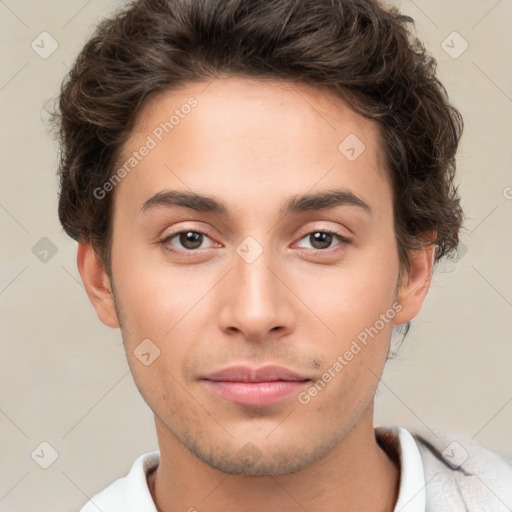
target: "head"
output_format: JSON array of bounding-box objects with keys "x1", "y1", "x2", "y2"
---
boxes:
[{"x1": 50, "y1": 0, "x2": 464, "y2": 475}]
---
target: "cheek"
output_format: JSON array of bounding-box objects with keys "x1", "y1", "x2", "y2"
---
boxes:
[
  {"x1": 289, "y1": 244, "x2": 399, "y2": 394},
  {"x1": 112, "y1": 264, "x2": 214, "y2": 390},
  {"x1": 112, "y1": 244, "x2": 205, "y2": 340},
  {"x1": 299, "y1": 315, "x2": 394, "y2": 423},
  {"x1": 296, "y1": 260, "x2": 398, "y2": 343}
]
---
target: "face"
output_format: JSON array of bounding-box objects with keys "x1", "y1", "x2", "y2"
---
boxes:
[{"x1": 81, "y1": 76, "x2": 432, "y2": 476}]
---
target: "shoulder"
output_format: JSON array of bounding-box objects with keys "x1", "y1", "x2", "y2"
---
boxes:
[
  {"x1": 79, "y1": 451, "x2": 160, "y2": 512},
  {"x1": 410, "y1": 427, "x2": 512, "y2": 511}
]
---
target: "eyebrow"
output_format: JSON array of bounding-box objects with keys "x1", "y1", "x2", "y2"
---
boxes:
[{"x1": 140, "y1": 188, "x2": 372, "y2": 216}]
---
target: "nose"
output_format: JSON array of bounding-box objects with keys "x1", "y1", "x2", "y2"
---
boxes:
[{"x1": 217, "y1": 245, "x2": 296, "y2": 342}]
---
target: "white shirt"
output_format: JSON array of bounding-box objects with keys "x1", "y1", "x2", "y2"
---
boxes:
[
  {"x1": 388, "y1": 426, "x2": 427, "y2": 512},
  {"x1": 80, "y1": 426, "x2": 425, "y2": 512}
]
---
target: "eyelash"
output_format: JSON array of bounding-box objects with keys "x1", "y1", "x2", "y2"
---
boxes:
[{"x1": 158, "y1": 228, "x2": 351, "y2": 256}]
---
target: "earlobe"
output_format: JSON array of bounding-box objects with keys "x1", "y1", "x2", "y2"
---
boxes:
[
  {"x1": 393, "y1": 241, "x2": 436, "y2": 326},
  {"x1": 76, "y1": 242, "x2": 120, "y2": 329}
]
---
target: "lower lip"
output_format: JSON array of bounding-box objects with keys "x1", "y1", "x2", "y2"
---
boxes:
[{"x1": 203, "y1": 380, "x2": 310, "y2": 406}]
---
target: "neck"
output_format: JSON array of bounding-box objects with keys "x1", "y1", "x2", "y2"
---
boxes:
[{"x1": 148, "y1": 406, "x2": 400, "y2": 512}]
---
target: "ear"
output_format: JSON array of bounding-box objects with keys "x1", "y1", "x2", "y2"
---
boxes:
[
  {"x1": 76, "y1": 242, "x2": 120, "y2": 329},
  {"x1": 393, "y1": 238, "x2": 436, "y2": 326}
]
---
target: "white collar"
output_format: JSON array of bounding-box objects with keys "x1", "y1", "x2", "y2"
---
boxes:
[{"x1": 388, "y1": 426, "x2": 427, "y2": 512}]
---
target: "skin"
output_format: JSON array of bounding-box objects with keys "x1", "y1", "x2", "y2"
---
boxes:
[{"x1": 77, "y1": 75, "x2": 435, "y2": 512}]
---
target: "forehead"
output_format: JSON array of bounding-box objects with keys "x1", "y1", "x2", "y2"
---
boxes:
[
  {"x1": 134, "y1": 75, "x2": 382, "y2": 149},
  {"x1": 112, "y1": 75, "x2": 391, "y2": 219}
]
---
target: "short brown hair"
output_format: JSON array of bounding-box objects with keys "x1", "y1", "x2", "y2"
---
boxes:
[{"x1": 49, "y1": 0, "x2": 464, "y2": 283}]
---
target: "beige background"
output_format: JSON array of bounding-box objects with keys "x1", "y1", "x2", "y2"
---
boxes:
[{"x1": 0, "y1": 0, "x2": 511, "y2": 510}]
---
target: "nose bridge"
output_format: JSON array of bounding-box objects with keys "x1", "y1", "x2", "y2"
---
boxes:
[{"x1": 218, "y1": 238, "x2": 294, "y2": 338}]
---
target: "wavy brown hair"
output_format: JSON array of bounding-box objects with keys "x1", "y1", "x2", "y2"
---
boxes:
[{"x1": 49, "y1": 0, "x2": 464, "y2": 285}]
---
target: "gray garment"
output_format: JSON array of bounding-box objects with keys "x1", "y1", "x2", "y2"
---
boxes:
[{"x1": 378, "y1": 426, "x2": 512, "y2": 511}]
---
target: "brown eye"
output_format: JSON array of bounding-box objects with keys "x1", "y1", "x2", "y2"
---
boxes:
[
  {"x1": 160, "y1": 230, "x2": 214, "y2": 252},
  {"x1": 309, "y1": 232, "x2": 334, "y2": 250},
  {"x1": 178, "y1": 231, "x2": 204, "y2": 250},
  {"x1": 296, "y1": 230, "x2": 348, "y2": 251}
]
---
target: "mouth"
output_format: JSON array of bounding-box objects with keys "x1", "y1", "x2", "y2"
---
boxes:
[{"x1": 200, "y1": 365, "x2": 312, "y2": 406}]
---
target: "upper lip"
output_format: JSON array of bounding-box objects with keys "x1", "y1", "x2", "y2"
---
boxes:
[{"x1": 202, "y1": 365, "x2": 310, "y2": 382}]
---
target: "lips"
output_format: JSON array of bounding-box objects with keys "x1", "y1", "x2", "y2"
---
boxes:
[
  {"x1": 200, "y1": 365, "x2": 311, "y2": 406},
  {"x1": 203, "y1": 364, "x2": 309, "y2": 382}
]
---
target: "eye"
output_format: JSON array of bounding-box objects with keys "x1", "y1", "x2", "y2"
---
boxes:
[
  {"x1": 158, "y1": 228, "x2": 351, "y2": 256},
  {"x1": 295, "y1": 229, "x2": 350, "y2": 252},
  {"x1": 159, "y1": 230, "x2": 216, "y2": 253}
]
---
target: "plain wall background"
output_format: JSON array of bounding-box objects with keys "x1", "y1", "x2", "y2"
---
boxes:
[{"x1": 0, "y1": 0, "x2": 511, "y2": 510}]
